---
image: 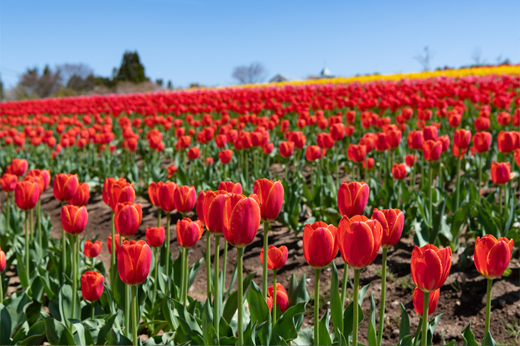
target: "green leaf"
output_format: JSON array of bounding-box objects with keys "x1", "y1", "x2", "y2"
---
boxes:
[
  {"x1": 399, "y1": 303, "x2": 410, "y2": 340},
  {"x1": 427, "y1": 314, "x2": 443, "y2": 345},
  {"x1": 0, "y1": 303, "x2": 12, "y2": 346},
  {"x1": 318, "y1": 309, "x2": 332, "y2": 346},
  {"x1": 12, "y1": 320, "x2": 46, "y2": 346},
  {"x1": 481, "y1": 331, "x2": 496, "y2": 346},
  {"x1": 202, "y1": 299, "x2": 217, "y2": 346},
  {"x1": 367, "y1": 295, "x2": 377, "y2": 346},
  {"x1": 330, "y1": 263, "x2": 343, "y2": 338},
  {"x1": 273, "y1": 302, "x2": 306, "y2": 342},
  {"x1": 293, "y1": 326, "x2": 313, "y2": 346},
  {"x1": 96, "y1": 314, "x2": 117, "y2": 346},
  {"x1": 222, "y1": 272, "x2": 255, "y2": 323},
  {"x1": 4, "y1": 291, "x2": 31, "y2": 338},
  {"x1": 41, "y1": 312, "x2": 76, "y2": 345},
  {"x1": 247, "y1": 281, "x2": 272, "y2": 345}
]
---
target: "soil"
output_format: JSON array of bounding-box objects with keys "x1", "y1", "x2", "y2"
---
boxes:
[{"x1": 3, "y1": 166, "x2": 520, "y2": 346}]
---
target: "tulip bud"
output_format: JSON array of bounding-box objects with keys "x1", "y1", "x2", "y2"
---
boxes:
[
  {"x1": 84, "y1": 239, "x2": 102, "y2": 258},
  {"x1": 474, "y1": 235, "x2": 514, "y2": 279},
  {"x1": 338, "y1": 215, "x2": 382, "y2": 269},
  {"x1": 107, "y1": 234, "x2": 125, "y2": 255},
  {"x1": 303, "y1": 221, "x2": 338, "y2": 269},
  {"x1": 118, "y1": 240, "x2": 152, "y2": 286},
  {"x1": 371, "y1": 208, "x2": 404, "y2": 248},
  {"x1": 61, "y1": 205, "x2": 88, "y2": 235},
  {"x1": 405, "y1": 154, "x2": 417, "y2": 167},
  {"x1": 253, "y1": 179, "x2": 284, "y2": 222},
  {"x1": 114, "y1": 202, "x2": 143, "y2": 236},
  {"x1": 145, "y1": 226, "x2": 165, "y2": 247},
  {"x1": 222, "y1": 194, "x2": 261, "y2": 248},
  {"x1": 454, "y1": 129, "x2": 471, "y2": 149},
  {"x1": 69, "y1": 182, "x2": 90, "y2": 206},
  {"x1": 260, "y1": 245, "x2": 288, "y2": 270},
  {"x1": 177, "y1": 218, "x2": 204, "y2": 248},
  {"x1": 15, "y1": 181, "x2": 40, "y2": 210},
  {"x1": 158, "y1": 182, "x2": 178, "y2": 213},
  {"x1": 411, "y1": 244, "x2": 452, "y2": 292},
  {"x1": 472, "y1": 132, "x2": 492, "y2": 153},
  {"x1": 53, "y1": 173, "x2": 79, "y2": 202},
  {"x1": 413, "y1": 287, "x2": 440, "y2": 317},
  {"x1": 174, "y1": 185, "x2": 197, "y2": 214},
  {"x1": 109, "y1": 178, "x2": 135, "y2": 211},
  {"x1": 491, "y1": 162, "x2": 513, "y2": 185},
  {"x1": 337, "y1": 181, "x2": 369, "y2": 217},
  {"x1": 267, "y1": 283, "x2": 289, "y2": 312},
  {"x1": 81, "y1": 271, "x2": 105, "y2": 302}
]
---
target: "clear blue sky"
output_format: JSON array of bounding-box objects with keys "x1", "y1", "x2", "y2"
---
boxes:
[{"x1": 0, "y1": 0, "x2": 518, "y2": 88}]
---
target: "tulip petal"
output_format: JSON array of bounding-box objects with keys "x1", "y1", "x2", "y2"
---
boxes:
[
  {"x1": 413, "y1": 249, "x2": 443, "y2": 292},
  {"x1": 486, "y1": 241, "x2": 512, "y2": 279}
]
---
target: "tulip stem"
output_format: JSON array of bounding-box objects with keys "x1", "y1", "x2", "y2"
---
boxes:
[
  {"x1": 110, "y1": 212, "x2": 115, "y2": 289},
  {"x1": 420, "y1": 154, "x2": 425, "y2": 189},
  {"x1": 428, "y1": 162, "x2": 433, "y2": 231},
  {"x1": 455, "y1": 154, "x2": 462, "y2": 211},
  {"x1": 353, "y1": 269, "x2": 360, "y2": 346},
  {"x1": 314, "y1": 268, "x2": 320, "y2": 345},
  {"x1": 478, "y1": 154, "x2": 482, "y2": 203},
  {"x1": 411, "y1": 160, "x2": 416, "y2": 192},
  {"x1": 91, "y1": 301, "x2": 95, "y2": 320},
  {"x1": 153, "y1": 247, "x2": 159, "y2": 303},
  {"x1": 165, "y1": 213, "x2": 171, "y2": 285},
  {"x1": 61, "y1": 201, "x2": 67, "y2": 280},
  {"x1": 340, "y1": 263, "x2": 349, "y2": 315},
  {"x1": 237, "y1": 247, "x2": 244, "y2": 346},
  {"x1": 0, "y1": 273, "x2": 3, "y2": 304},
  {"x1": 214, "y1": 234, "x2": 220, "y2": 338},
  {"x1": 131, "y1": 285, "x2": 138, "y2": 346},
  {"x1": 273, "y1": 270, "x2": 277, "y2": 323},
  {"x1": 6, "y1": 192, "x2": 10, "y2": 233},
  {"x1": 336, "y1": 147, "x2": 340, "y2": 189},
  {"x1": 485, "y1": 279, "x2": 492, "y2": 335},
  {"x1": 184, "y1": 248, "x2": 189, "y2": 305},
  {"x1": 157, "y1": 208, "x2": 161, "y2": 227},
  {"x1": 205, "y1": 232, "x2": 211, "y2": 300},
  {"x1": 71, "y1": 235, "x2": 77, "y2": 321},
  {"x1": 377, "y1": 248, "x2": 388, "y2": 346},
  {"x1": 413, "y1": 317, "x2": 422, "y2": 346},
  {"x1": 30, "y1": 208, "x2": 33, "y2": 241},
  {"x1": 421, "y1": 291, "x2": 429, "y2": 346},
  {"x1": 180, "y1": 247, "x2": 186, "y2": 303},
  {"x1": 36, "y1": 199, "x2": 42, "y2": 250},
  {"x1": 25, "y1": 211, "x2": 30, "y2": 283},
  {"x1": 263, "y1": 222, "x2": 269, "y2": 300},
  {"x1": 222, "y1": 240, "x2": 228, "y2": 293}
]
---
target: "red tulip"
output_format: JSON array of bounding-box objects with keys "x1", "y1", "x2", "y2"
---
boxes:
[
  {"x1": 306, "y1": 145, "x2": 322, "y2": 161},
  {"x1": 84, "y1": 239, "x2": 102, "y2": 258},
  {"x1": 422, "y1": 140, "x2": 442, "y2": 161},
  {"x1": 474, "y1": 117, "x2": 490, "y2": 131},
  {"x1": 491, "y1": 162, "x2": 513, "y2": 185},
  {"x1": 222, "y1": 194, "x2": 261, "y2": 248},
  {"x1": 0, "y1": 173, "x2": 18, "y2": 192},
  {"x1": 413, "y1": 287, "x2": 440, "y2": 317},
  {"x1": 9, "y1": 159, "x2": 28, "y2": 176},
  {"x1": 473, "y1": 132, "x2": 492, "y2": 153},
  {"x1": 385, "y1": 128, "x2": 402, "y2": 149},
  {"x1": 303, "y1": 221, "x2": 338, "y2": 269},
  {"x1": 411, "y1": 244, "x2": 452, "y2": 292},
  {"x1": 407, "y1": 130, "x2": 424, "y2": 150},
  {"x1": 362, "y1": 158, "x2": 375, "y2": 170},
  {"x1": 279, "y1": 141, "x2": 295, "y2": 158},
  {"x1": 53, "y1": 173, "x2": 79, "y2": 202},
  {"x1": 61, "y1": 205, "x2": 88, "y2": 235},
  {"x1": 219, "y1": 150, "x2": 233, "y2": 164},
  {"x1": 267, "y1": 283, "x2": 289, "y2": 312},
  {"x1": 26, "y1": 169, "x2": 50, "y2": 190},
  {"x1": 219, "y1": 181, "x2": 243, "y2": 194},
  {"x1": 158, "y1": 182, "x2": 178, "y2": 212},
  {"x1": 497, "y1": 131, "x2": 517, "y2": 154},
  {"x1": 474, "y1": 235, "x2": 514, "y2": 279},
  {"x1": 515, "y1": 149, "x2": 520, "y2": 167},
  {"x1": 145, "y1": 226, "x2": 165, "y2": 247},
  {"x1": 338, "y1": 215, "x2": 382, "y2": 269},
  {"x1": 330, "y1": 123, "x2": 346, "y2": 141},
  {"x1": 177, "y1": 218, "x2": 204, "y2": 248},
  {"x1": 15, "y1": 181, "x2": 40, "y2": 210},
  {"x1": 253, "y1": 179, "x2": 284, "y2": 222},
  {"x1": 81, "y1": 271, "x2": 105, "y2": 302},
  {"x1": 371, "y1": 208, "x2": 404, "y2": 248},
  {"x1": 197, "y1": 190, "x2": 228, "y2": 233},
  {"x1": 405, "y1": 154, "x2": 417, "y2": 167},
  {"x1": 337, "y1": 181, "x2": 369, "y2": 217},
  {"x1": 260, "y1": 245, "x2": 288, "y2": 270},
  {"x1": 375, "y1": 132, "x2": 389, "y2": 151},
  {"x1": 391, "y1": 163, "x2": 407, "y2": 180},
  {"x1": 454, "y1": 129, "x2": 471, "y2": 149},
  {"x1": 148, "y1": 182, "x2": 162, "y2": 208},
  {"x1": 118, "y1": 240, "x2": 152, "y2": 286},
  {"x1": 448, "y1": 112, "x2": 461, "y2": 127},
  {"x1": 0, "y1": 248, "x2": 5, "y2": 272},
  {"x1": 188, "y1": 146, "x2": 200, "y2": 160},
  {"x1": 114, "y1": 202, "x2": 143, "y2": 236},
  {"x1": 109, "y1": 178, "x2": 135, "y2": 211},
  {"x1": 347, "y1": 144, "x2": 366, "y2": 162},
  {"x1": 497, "y1": 112, "x2": 511, "y2": 126},
  {"x1": 174, "y1": 185, "x2": 197, "y2": 214},
  {"x1": 107, "y1": 234, "x2": 125, "y2": 255},
  {"x1": 167, "y1": 165, "x2": 177, "y2": 178},
  {"x1": 423, "y1": 126, "x2": 438, "y2": 141},
  {"x1": 438, "y1": 135, "x2": 450, "y2": 152},
  {"x1": 263, "y1": 142, "x2": 274, "y2": 154},
  {"x1": 69, "y1": 182, "x2": 90, "y2": 206}
]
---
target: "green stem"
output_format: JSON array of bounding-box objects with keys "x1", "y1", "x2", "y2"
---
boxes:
[
  {"x1": 237, "y1": 247, "x2": 244, "y2": 345},
  {"x1": 273, "y1": 270, "x2": 277, "y2": 323},
  {"x1": 340, "y1": 263, "x2": 349, "y2": 322},
  {"x1": 184, "y1": 248, "x2": 189, "y2": 305},
  {"x1": 214, "y1": 234, "x2": 220, "y2": 338},
  {"x1": 377, "y1": 248, "x2": 388, "y2": 345},
  {"x1": 157, "y1": 208, "x2": 161, "y2": 227},
  {"x1": 478, "y1": 154, "x2": 482, "y2": 203},
  {"x1": 353, "y1": 269, "x2": 360, "y2": 346},
  {"x1": 61, "y1": 202, "x2": 67, "y2": 279},
  {"x1": 6, "y1": 192, "x2": 10, "y2": 233},
  {"x1": 421, "y1": 291, "x2": 430, "y2": 346},
  {"x1": 455, "y1": 155, "x2": 461, "y2": 211},
  {"x1": 36, "y1": 200, "x2": 41, "y2": 250},
  {"x1": 0, "y1": 272, "x2": 3, "y2": 304},
  {"x1": 420, "y1": 154, "x2": 424, "y2": 189},
  {"x1": 25, "y1": 211, "x2": 30, "y2": 283},
  {"x1": 485, "y1": 279, "x2": 492, "y2": 335},
  {"x1": 336, "y1": 148, "x2": 340, "y2": 189},
  {"x1": 72, "y1": 235, "x2": 77, "y2": 321},
  {"x1": 222, "y1": 240, "x2": 228, "y2": 293},
  {"x1": 111, "y1": 212, "x2": 115, "y2": 289},
  {"x1": 206, "y1": 232, "x2": 211, "y2": 300},
  {"x1": 180, "y1": 247, "x2": 186, "y2": 303},
  {"x1": 411, "y1": 159, "x2": 416, "y2": 191},
  {"x1": 428, "y1": 162, "x2": 433, "y2": 231},
  {"x1": 153, "y1": 247, "x2": 159, "y2": 303},
  {"x1": 131, "y1": 285, "x2": 138, "y2": 346},
  {"x1": 30, "y1": 210, "x2": 33, "y2": 242},
  {"x1": 263, "y1": 222, "x2": 269, "y2": 300},
  {"x1": 314, "y1": 268, "x2": 321, "y2": 345},
  {"x1": 165, "y1": 213, "x2": 171, "y2": 279}
]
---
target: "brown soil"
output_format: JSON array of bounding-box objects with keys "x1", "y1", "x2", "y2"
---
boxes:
[{"x1": 4, "y1": 167, "x2": 520, "y2": 346}]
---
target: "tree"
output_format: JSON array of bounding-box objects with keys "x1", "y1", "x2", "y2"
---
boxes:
[
  {"x1": 167, "y1": 81, "x2": 173, "y2": 90},
  {"x1": 0, "y1": 74, "x2": 4, "y2": 101},
  {"x1": 232, "y1": 62, "x2": 267, "y2": 84},
  {"x1": 15, "y1": 65, "x2": 62, "y2": 99},
  {"x1": 116, "y1": 51, "x2": 148, "y2": 84},
  {"x1": 414, "y1": 46, "x2": 434, "y2": 71}
]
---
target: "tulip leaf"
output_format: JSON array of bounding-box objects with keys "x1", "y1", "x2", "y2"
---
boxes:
[
  {"x1": 162, "y1": 298, "x2": 179, "y2": 332},
  {"x1": 293, "y1": 326, "x2": 313, "y2": 346},
  {"x1": 3, "y1": 290, "x2": 31, "y2": 339},
  {"x1": 188, "y1": 257, "x2": 204, "y2": 289},
  {"x1": 11, "y1": 320, "x2": 46, "y2": 346},
  {"x1": 243, "y1": 321, "x2": 258, "y2": 346},
  {"x1": 427, "y1": 313, "x2": 443, "y2": 345},
  {"x1": 318, "y1": 309, "x2": 332, "y2": 346},
  {"x1": 397, "y1": 334, "x2": 414, "y2": 346},
  {"x1": 247, "y1": 281, "x2": 272, "y2": 345},
  {"x1": 461, "y1": 321, "x2": 478, "y2": 346},
  {"x1": 330, "y1": 262, "x2": 343, "y2": 337},
  {"x1": 273, "y1": 302, "x2": 306, "y2": 342},
  {"x1": 202, "y1": 298, "x2": 217, "y2": 346},
  {"x1": 0, "y1": 303, "x2": 12, "y2": 346},
  {"x1": 399, "y1": 303, "x2": 410, "y2": 340},
  {"x1": 41, "y1": 312, "x2": 76, "y2": 345},
  {"x1": 503, "y1": 194, "x2": 515, "y2": 237},
  {"x1": 429, "y1": 199, "x2": 446, "y2": 244},
  {"x1": 368, "y1": 295, "x2": 377, "y2": 346},
  {"x1": 481, "y1": 331, "x2": 497, "y2": 346},
  {"x1": 343, "y1": 284, "x2": 369, "y2": 338},
  {"x1": 171, "y1": 299, "x2": 204, "y2": 345},
  {"x1": 95, "y1": 314, "x2": 118, "y2": 346},
  {"x1": 222, "y1": 272, "x2": 255, "y2": 323}
]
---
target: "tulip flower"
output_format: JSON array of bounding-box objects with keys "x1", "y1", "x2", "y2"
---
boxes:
[
  {"x1": 81, "y1": 271, "x2": 105, "y2": 318},
  {"x1": 107, "y1": 234, "x2": 125, "y2": 255},
  {"x1": 260, "y1": 245, "x2": 288, "y2": 271},
  {"x1": 177, "y1": 218, "x2": 204, "y2": 304},
  {"x1": 188, "y1": 146, "x2": 200, "y2": 160},
  {"x1": 218, "y1": 181, "x2": 242, "y2": 194},
  {"x1": 491, "y1": 162, "x2": 512, "y2": 186},
  {"x1": 362, "y1": 157, "x2": 375, "y2": 170},
  {"x1": 108, "y1": 178, "x2": 136, "y2": 211},
  {"x1": 392, "y1": 163, "x2": 407, "y2": 180},
  {"x1": 219, "y1": 149, "x2": 233, "y2": 164},
  {"x1": 53, "y1": 173, "x2": 79, "y2": 202},
  {"x1": 347, "y1": 143, "x2": 366, "y2": 163},
  {"x1": 0, "y1": 247, "x2": 5, "y2": 303},
  {"x1": 413, "y1": 287, "x2": 440, "y2": 317},
  {"x1": 118, "y1": 240, "x2": 152, "y2": 345},
  {"x1": 0, "y1": 173, "x2": 17, "y2": 193},
  {"x1": 173, "y1": 185, "x2": 197, "y2": 215},
  {"x1": 267, "y1": 283, "x2": 289, "y2": 321},
  {"x1": 279, "y1": 141, "x2": 295, "y2": 158},
  {"x1": 423, "y1": 126, "x2": 438, "y2": 141},
  {"x1": 114, "y1": 202, "x2": 142, "y2": 236},
  {"x1": 337, "y1": 181, "x2": 369, "y2": 217},
  {"x1": 222, "y1": 194, "x2": 261, "y2": 344},
  {"x1": 145, "y1": 226, "x2": 165, "y2": 247},
  {"x1": 156, "y1": 181, "x2": 178, "y2": 278},
  {"x1": 497, "y1": 131, "x2": 516, "y2": 154},
  {"x1": 8, "y1": 158, "x2": 28, "y2": 177},
  {"x1": 84, "y1": 239, "x2": 102, "y2": 260},
  {"x1": 515, "y1": 148, "x2": 520, "y2": 167},
  {"x1": 148, "y1": 181, "x2": 163, "y2": 227},
  {"x1": 69, "y1": 182, "x2": 90, "y2": 206},
  {"x1": 306, "y1": 145, "x2": 322, "y2": 161}
]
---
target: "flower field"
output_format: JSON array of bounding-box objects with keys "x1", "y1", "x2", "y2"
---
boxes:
[{"x1": 0, "y1": 64, "x2": 519, "y2": 346}]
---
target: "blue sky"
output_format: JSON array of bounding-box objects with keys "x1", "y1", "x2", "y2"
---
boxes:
[{"x1": 0, "y1": 0, "x2": 518, "y2": 88}]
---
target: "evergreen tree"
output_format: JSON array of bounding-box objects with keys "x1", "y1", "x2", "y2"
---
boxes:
[{"x1": 116, "y1": 51, "x2": 148, "y2": 83}]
